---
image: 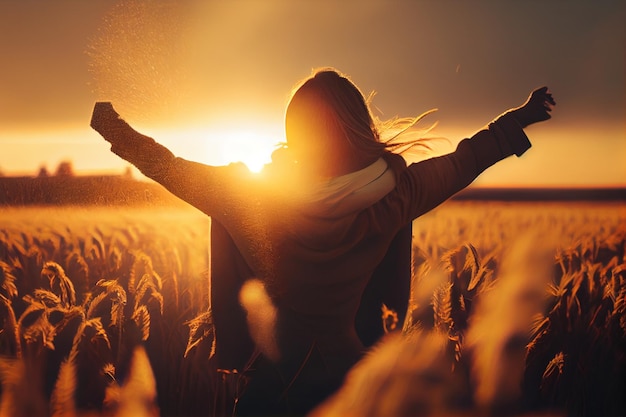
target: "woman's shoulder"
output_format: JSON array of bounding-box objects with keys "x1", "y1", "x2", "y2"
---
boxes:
[{"x1": 381, "y1": 152, "x2": 408, "y2": 181}]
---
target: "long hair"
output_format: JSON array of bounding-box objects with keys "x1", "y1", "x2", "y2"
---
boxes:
[{"x1": 284, "y1": 68, "x2": 437, "y2": 176}]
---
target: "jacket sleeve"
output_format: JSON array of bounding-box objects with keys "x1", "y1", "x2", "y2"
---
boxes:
[
  {"x1": 393, "y1": 112, "x2": 531, "y2": 222},
  {"x1": 95, "y1": 115, "x2": 247, "y2": 218}
]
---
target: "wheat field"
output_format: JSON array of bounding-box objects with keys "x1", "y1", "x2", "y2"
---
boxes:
[{"x1": 0, "y1": 202, "x2": 624, "y2": 417}]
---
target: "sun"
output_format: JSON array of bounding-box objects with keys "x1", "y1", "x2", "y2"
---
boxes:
[
  {"x1": 156, "y1": 124, "x2": 282, "y2": 173},
  {"x1": 216, "y1": 129, "x2": 280, "y2": 173}
]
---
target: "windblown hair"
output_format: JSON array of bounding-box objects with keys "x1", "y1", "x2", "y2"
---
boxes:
[{"x1": 284, "y1": 68, "x2": 437, "y2": 176}]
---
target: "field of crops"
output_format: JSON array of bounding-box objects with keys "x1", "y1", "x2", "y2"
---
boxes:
[{"x1": 0, "y1": 202, "x2": 624, "y2": 417}]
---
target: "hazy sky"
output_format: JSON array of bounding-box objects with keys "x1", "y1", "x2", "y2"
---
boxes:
[{"x1": 0, "y1": 0, "x2": 624, "y2": 186}]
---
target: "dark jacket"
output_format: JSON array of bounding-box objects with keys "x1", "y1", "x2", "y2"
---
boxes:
[{"x1": 96, "y1": 112, "x2": 530, "y2": 414}]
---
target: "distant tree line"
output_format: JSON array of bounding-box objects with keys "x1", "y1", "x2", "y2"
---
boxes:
[
  {"x1": 37, "y1": 161, "x2": 75, "y2": 178},
  {"x1": 0, "y1": 169, "x2": 184, "y2": 207}
]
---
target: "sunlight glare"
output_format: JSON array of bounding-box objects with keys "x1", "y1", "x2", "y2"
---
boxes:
[
  {"x1": 156, "y1": 124, "x2": 282, "y2": 173},
  {"x1": 217, "y1": 129, "x2": 279, "y2": 173}
]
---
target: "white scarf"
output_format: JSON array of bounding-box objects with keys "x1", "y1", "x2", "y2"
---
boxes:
[{"x1": 299, "y1": 158, "x2": 396, "y2": 218}]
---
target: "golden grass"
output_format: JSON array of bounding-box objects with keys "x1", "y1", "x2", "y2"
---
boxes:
[{"x1": 0, "y1": 202, "x2": 624, "y2": 416}]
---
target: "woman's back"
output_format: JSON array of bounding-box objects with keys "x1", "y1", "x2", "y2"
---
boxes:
[{"x1": 89, "y1": 68, "x2": 555, "y2": 415}]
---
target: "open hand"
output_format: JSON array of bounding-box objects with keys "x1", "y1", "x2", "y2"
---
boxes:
[
  {"x1": 90, "y1": 102, "x2": 121, "y2": 135},
  {"x1": 511, "y1": 87, "x2": 556, "y2": 128}
]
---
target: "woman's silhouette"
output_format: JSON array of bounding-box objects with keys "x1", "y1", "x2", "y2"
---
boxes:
[{"x1": 90, "y1": 68, "x2": 554, "y2": 416}]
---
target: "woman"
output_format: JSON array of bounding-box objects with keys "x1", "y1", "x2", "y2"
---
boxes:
[{"x1": 90, "y1": 68, "x2": 555, "y2": 415}]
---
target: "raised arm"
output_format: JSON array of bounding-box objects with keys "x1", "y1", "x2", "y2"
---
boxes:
[
  {"x1": 90, "y1": 103, "x2": 177, "y2": 178},
  {"x1": 89, "y1": 102, "x2": 247, "y2": 217},
  {"x1": 396, "y1": 87, "x2": 555, "y2": 221}
]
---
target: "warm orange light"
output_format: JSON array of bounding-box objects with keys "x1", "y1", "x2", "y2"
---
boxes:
[
  {"x1": 216, "y1": 128, "x2": 280, "y2": 173},
  {"x1": 153, "y1": 123, "x2": 282, "y2": 173}
]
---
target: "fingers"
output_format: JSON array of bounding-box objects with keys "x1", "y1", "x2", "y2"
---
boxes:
[
  {"x1": 530, "y1": 87, "x2": 556, "y2": 121},
  {"x1": 532, "y1": 86, "x2": 556, "y2": 105},
  {"x1": 542, "y1": 93, "x2": 555, "y2": 117},
  {"x1": 541, "y1": 102, "x2": 553, "y2": 121}
]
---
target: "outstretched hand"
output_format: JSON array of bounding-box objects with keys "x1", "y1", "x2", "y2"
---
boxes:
[
  {"x1": 90, "y1": 102, "x2": 121, "y2": 136},
  {"x1": 510, "y1": 87, "x2": 556, "y2": 128}
]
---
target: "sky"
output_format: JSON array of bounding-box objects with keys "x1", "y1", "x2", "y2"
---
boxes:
[{"x1": 0, "y1": 0, "x2": 624, "y2": 186}]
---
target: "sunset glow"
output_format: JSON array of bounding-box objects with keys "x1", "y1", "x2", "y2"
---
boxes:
[
  {"x1": 2, "y1": 121, "x2": 624, "y2": 188},
  {"x1": 0, "y1": 1, "x2": 623, "y2": 187},
  {"x1": 151, "y1": 123, "x2": 283, "y2": 173},
  {"x1": 211, "y1": 129, "x2": 279, "y2": 173},
  {"x1": 0, "y1": 121, "x2": 283, "y2": 177}
]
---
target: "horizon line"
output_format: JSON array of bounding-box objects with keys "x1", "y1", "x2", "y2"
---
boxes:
[{"x1": 0, "y1": 172, "x2": 624, "y2": 191}]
